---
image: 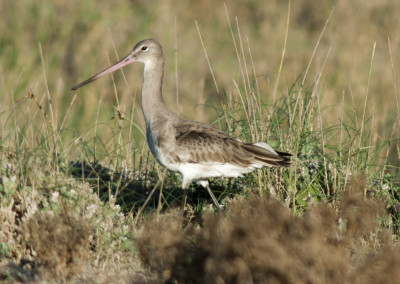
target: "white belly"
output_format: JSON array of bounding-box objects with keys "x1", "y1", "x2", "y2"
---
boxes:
[
  {"x1": 157, "y1": 150, "x2": 262, "y2": 182},
  {"x1": 177, "y1": 162, "x2": 260, "y2": 180}
]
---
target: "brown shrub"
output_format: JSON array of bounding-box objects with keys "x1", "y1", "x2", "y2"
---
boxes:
[
  {"x1": 348, "y1": 246, "x2": 400, "y2": 284},
  {"x1": 136, "y1": 210, "x2": 189, "y2": 280},
  {"x1": 137, "y1": 199, "x2": 347, "y2": 283},
  {"x1": 341, "y1": 174, "x2": 385, "y2": 240},
  {"x1": 22, "y1": 205, "x2": 91, "y2": 280},
  {"x1": 136, "y1": 176, "x2": 400, "y2": 283},
  {"x1": 201, "y1": 200, "x2": 348, "y2": 284}
]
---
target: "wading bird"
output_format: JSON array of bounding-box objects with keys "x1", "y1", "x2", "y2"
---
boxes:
[{"x1": 72, "y1": 39, "x2": 291, "y2": 211}]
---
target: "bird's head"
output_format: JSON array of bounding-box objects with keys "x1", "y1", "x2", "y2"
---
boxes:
[
  {"x1": 71, "y1": 39, "x2": 163, "y2": 91},
  {"x1": 131, "y1": 39, "x2": 163, "y2": 65}
]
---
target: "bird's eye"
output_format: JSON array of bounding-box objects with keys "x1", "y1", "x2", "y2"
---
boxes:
[{"x1": 141, "y1": 46, "x2": 148, "y2": 51}]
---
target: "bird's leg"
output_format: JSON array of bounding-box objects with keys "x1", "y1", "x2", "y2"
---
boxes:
[
  {"x1": 206, "y1": 185, "x2": 222, "y2": 212},
  {"x1": 199, "y1": 180, "x2": 222, "y2": 212},
  {"x1": 180, "y1": 188, "x2": 188, "y2": 213},
  {"x1": 180, "y1": 179, "x2": 191, "y2": 215}
]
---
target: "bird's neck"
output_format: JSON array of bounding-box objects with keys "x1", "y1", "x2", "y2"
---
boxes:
[{"x1": 141, "y1": 58, "x2": 173, "y2": 126}]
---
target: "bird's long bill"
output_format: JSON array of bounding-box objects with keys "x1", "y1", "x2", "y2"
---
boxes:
[{"x1": 71, "y1": 53, "x2": 135, "y2": 90}]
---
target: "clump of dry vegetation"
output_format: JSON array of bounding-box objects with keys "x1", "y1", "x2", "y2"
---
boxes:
[
  {"x1": 0, "y1": 150, "x2": 145, "y2": 282},
  {"x1": 23, "y1": 206, "x2": 91, "y2": 279},
  {"x1": 137, "y1": 176, "x2": 398, "y2": 283}
]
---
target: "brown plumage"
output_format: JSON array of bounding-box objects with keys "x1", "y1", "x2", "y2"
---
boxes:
[{"x1": 174, "y1": 120, "x2": 291, "y2": 167}]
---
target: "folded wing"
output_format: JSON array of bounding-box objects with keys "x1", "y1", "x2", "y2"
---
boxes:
[{"x1": 173, "y1": 121, "x2": 292, "y2": 167}]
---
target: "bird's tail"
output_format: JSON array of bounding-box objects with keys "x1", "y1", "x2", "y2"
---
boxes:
[{"x1": 243, "y1": 142, "x2": 292, "y2": 167}]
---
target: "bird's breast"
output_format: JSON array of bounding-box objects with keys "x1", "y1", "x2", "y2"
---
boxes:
[
  {"x1": 146, "y1": 122, "x2": 175, "y2": 169},
  {"x1": 146, "y1": 125, "x2": 161, "y2": 160}
]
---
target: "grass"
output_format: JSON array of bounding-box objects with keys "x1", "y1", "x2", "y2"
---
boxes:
[{"x1": 1, "y1": 0, "x2": 400, "y2": 282}]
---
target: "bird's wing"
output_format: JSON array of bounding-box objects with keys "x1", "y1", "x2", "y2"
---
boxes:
[{"x1": 173, "y1": 121, "x2": 290, "y2": 167}]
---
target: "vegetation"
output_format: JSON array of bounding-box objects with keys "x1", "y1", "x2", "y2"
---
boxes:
[{"x1": 0, "y1": 0, "x2": 399, "y2": 282}]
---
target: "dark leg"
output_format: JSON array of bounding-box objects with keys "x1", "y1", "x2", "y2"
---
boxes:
[
  {"x1": 180, "y1": 187, "x2": 188, "y2": 214},
  {"x1": 180, "y1": 179, "x2": 192, "y2": 216}
]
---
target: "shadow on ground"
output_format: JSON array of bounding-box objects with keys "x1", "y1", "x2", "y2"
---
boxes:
[{"x1": 68, "y1": 160, "x2": 244, "y2": 215}]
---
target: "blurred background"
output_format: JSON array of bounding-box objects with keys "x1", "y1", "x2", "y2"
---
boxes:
[{"x1": 0, "y1": 0, "x2": 399, "y2": 164}]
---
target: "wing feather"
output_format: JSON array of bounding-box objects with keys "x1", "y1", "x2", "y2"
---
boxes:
[{"x1": 174, "y1": 120, "x2": 291, "y2": 167}]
